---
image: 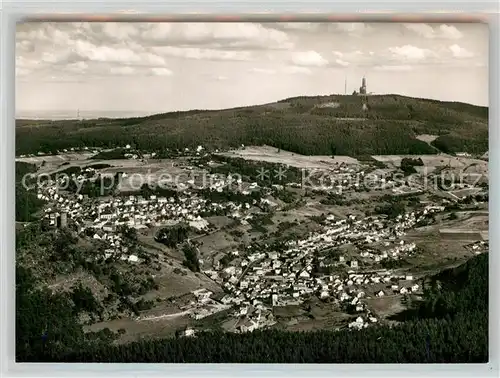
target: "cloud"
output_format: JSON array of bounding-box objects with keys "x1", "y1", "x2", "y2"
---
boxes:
[
  {"x1": 152, "y1": 46, "x2": 252, "y2": 62},
  {"x1": 271, "y1": 23, "x2": 320, "y2": 32},
  {"x1": 100, "y1": 23, "x2": 141, "y2": 42},
  {"x1": 329, "y1": 50, "x2": 373, "y2": 67},
  {"x1": 16, "y1": 55, "x2": 38, "y2": 70},
  {"x1": 449, "y1": 44, "x2": 474, "y2": 58},
  {"x1": 404, "y1": 23, "x2": 463, "y2": 40},
  {"x1": 335, "y1": 59, "x2": 349, "y2": 67},
  {"x1": 16, "y1": 40, "x2": 34, "y2": 53},
  {"x1": 403, "y1": 23, "x2": 435, "y2": 39},
  {"x1": 110, "y1": 66, "x2": 136, "y2": 75},
  {"x1": 439, "y1": 24, "x2": 464, "y2": 40},
  {"x1": 65, "y1": 61, "x2": 89, "y2": 74},
  {"x1": 15, "y1": 22, "x2": 291, "y2": 79},
  {"x1": 331, "y1": 23, "x2": 373, "y2": 37},
  {"x1": 140, "y1": 22, "x2": 293, "y2": 49},
  {"x1": 291, "y1": 50, "x2": 328, "y2": 67},
  {"x1": 388, "y1": 45, "x2": 434, "y2": 61},
  {"x1": 374, "y1": 65, "x2": 413, "y2": 72},
  {"x1": 151, "y1": 67, "x2": 173, "y2": 76},
  {"x1": 15, "y1": 21, "x2": 485, "y2": 83},
  {"x1": 70, "y1": 40, "x2": 166, "y2": 67}
]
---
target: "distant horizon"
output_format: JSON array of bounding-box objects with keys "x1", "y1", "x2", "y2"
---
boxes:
[{"x1": 16, "y1": 92, "x2": 489, "y2": 121}]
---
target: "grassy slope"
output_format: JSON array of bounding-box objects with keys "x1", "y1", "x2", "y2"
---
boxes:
[{"x1": 16, "y1": 94, "x2": 488, "y2": 156}]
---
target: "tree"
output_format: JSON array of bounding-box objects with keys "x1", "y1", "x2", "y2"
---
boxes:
[
  {"x1": 182, "y1": 243, "x2": 200, "y2": 272},
  {"x1": 330, "y1": 143, "x2": 337, "y2": 157}
]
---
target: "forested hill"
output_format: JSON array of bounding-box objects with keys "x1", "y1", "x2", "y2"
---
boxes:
[{"x1": 16, "y1": 94, "x2": 488, "y2": 157}]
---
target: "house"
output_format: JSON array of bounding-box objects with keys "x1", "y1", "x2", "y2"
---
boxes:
[
  {"x1": 271, "y1": 294, "x2": 279, "y2": 306},
  {"x1": 299, "y1": 270, "x2": 310, "y2": 279},
  {"x1": 340, "y1": 292, "x2": 350, "y2": 301},
  {"x1": 376, "y1": 290, "x2": 385, "y2": 297}
]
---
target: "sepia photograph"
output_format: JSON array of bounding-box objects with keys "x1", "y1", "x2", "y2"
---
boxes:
[{"x1": 15, "y1": 21, "x2": 489, "y2": 363}]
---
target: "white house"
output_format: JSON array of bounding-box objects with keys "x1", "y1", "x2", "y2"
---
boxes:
[{"x1": 299, "y1": 270, "x2": 310, "y2": 279}]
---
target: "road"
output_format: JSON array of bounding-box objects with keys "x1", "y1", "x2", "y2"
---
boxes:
[{"x1": 137, "y1": 309, "x2": 192, "y2": 322}]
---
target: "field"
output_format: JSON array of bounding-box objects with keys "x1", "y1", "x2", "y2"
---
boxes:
[
  {"x1": 219, "y1": 145, "x2": 360, "y2": 170},
  {"x1": 416, "y1": 134, "x2": 439, "y2": 144},
  {"x1": 401, "y1": 213, "x2": 488, "y2": 272},
  {"x1": 87, "y1": 311, "x2": 191, "y2": 344},
  {"x1": 363, "y1": 295, "x2": 407, "y2": 319},
  {"x1": 439, "y1": 229, "x2": 484, "y2": 240},
  {"x1": 16, "y1": 152, "x2": 96, "y2": 173},
  {"x1": 371, "y1": 154, "x2": 487, "y2": 169}
]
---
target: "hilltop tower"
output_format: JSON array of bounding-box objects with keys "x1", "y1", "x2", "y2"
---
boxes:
[{"x1": 359, "y1": 76, "x2": 367, "y2": 95}]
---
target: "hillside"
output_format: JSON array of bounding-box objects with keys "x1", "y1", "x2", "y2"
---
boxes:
[
  {"x1": 18, "y1": 250, "x2": 488, "y2": 363},
  {"x1": 16, "y1": 94, "x2": 488, "y2": 156}
]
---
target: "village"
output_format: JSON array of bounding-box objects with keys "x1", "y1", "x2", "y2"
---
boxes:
[{"x1": 22, "y1": 145, "x2": 489, "y2": 337}]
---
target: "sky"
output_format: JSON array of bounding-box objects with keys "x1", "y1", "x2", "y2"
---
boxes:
[{"x1": 16, "y1": 22, "x2": 489, "y2": 117}]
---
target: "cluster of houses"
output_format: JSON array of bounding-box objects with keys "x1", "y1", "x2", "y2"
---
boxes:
[
  {"x1": 301, "y1": 165, "x2": 427, "y2": 195},
  {"x1": 36, "y1": 172, "x2": 260, "y2": 262},
  {"x1": 183, "y1": 289, "x2": 233, "y2": 320},
  {"x1": 191, "y1": 205, "x2": 446, "y2": 332},
  {"x1": 465, "y1": 240, "x2": 489, "y2": 255}
]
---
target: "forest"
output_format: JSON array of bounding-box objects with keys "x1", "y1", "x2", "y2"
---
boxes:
[
  {"x1": 154, "y1": 224, "x2": 190, "y2": 247},
  {"x1": 16, "y1": 214, "x2": 488, "y2": 364},
  {"x1": 15, "y1": 95, "x2": 488, "y2": 157},
  {"x1": 15, "y1": 162, "x2": 44, "y2": 222}
]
